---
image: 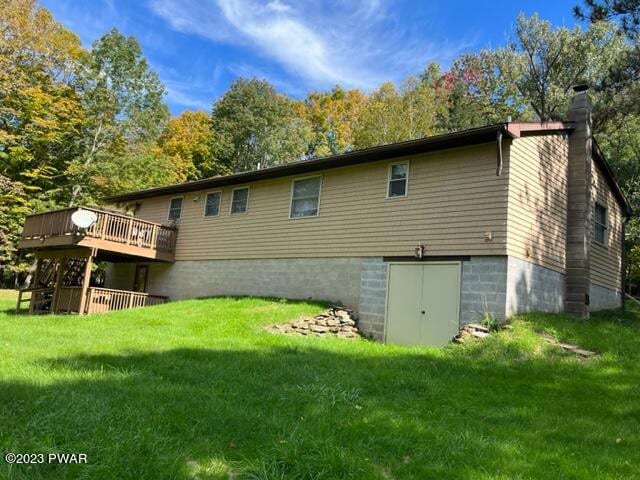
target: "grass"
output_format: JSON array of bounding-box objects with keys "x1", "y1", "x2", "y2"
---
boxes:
[{"x1": 0, "y1": 289, "x2": 639, "y2": 479}]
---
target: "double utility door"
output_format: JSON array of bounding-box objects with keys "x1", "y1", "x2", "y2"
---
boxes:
[{"x1": 385, "y1": 262, "x2": 461, "y2": 346}]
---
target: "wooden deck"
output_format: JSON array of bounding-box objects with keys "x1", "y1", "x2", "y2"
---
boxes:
[
  {"x1": 17, "y1": 286, "x2": 168, "y2": 315},
  {"x1": 19, "y1": 207, "x2": 177, "y2": 262}
]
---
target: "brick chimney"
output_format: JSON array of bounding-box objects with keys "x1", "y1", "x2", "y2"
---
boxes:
[{"x1": 564, "y1": 84, "x2": 593, "y2": 317}]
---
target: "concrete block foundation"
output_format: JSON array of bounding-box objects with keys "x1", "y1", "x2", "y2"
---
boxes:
[
  {"x1": 590, "y1": 283, "x2": 622, "y2": 311},
  {"x1": 106, "y1": 255, "x2": 608, "y2": 342}
]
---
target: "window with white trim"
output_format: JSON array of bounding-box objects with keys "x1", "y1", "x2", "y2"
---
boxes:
[
  {"x1": 595, "y1": 203, "x2": 608, "y2": 245},
  {"x1": 204, "y1": 191, "x2": 221, "y2": 217},
  {"x1": 167, "y1": 197, "x2": 183, "y2": 221},
  {"x1": 230, "y1": 187, "x2": 249, "y2": 214},
  {"x1": 388, "y1": 162, "x2": 408, "y2": 197},
  {"x1": 290, "y1": 176, "x2": 322, "y2": 218}
]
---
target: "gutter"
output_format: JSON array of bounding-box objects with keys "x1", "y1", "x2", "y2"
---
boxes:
[{"x1": 592, "y1": 138, "x2": 633, "y2": 217}]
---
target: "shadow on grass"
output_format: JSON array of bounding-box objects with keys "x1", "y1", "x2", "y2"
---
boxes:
[
  {"x1": 1, "y1": 308, "x2": 30, "y2": 317},
  {"x1": 1, "y1": 339, "x2": 639, "y2": 480}
]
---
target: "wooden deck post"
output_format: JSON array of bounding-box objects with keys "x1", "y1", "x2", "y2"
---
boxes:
[
  {"x1": 78, "y1": 250, "x2": 95, "y2": 315},
  {"x1": 86, "y1": 288, "x2": 94, "y2": 315},
  {"x1": 150, "y1": 224, "x2": 158, "y2": 250},
  {"x1": 125, "y1": 217, "x2": 133, "y2": 245},
  {"x1": 16, "y1": 290, "x2": 23, "y2": 314},
  {"x1": 51, "y1": 256, "x2": 66, "y2": 314}
]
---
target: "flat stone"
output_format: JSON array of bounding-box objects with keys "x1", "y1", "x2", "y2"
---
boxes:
[
  {"x1": 572, "y1": 348, "x2": 597, "y2": 357},
  {"x1": 466, "y1": 323, "x2": 489, "y2": 332},
  {"x1": 558, "y1": 342, "x2": 596, "y2": 357},
  {"x1": 310, "y1": 325, "x2": 329, "y2": 333}
]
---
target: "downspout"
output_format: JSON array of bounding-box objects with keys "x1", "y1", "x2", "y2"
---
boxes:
[{"x1": 496, "y1": 130, "x2": 504, "y2": 176}]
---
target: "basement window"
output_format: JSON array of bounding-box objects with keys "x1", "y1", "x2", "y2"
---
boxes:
[
  {"x1": 595, "y1": 203, "x2": 608, "y2": 246},
  {"x1": 230, "y1": 187, "x2": 249, "y2": 214},
  {"x1": 388, "y1": 162, "x2": 408, "y2": 198},
  {"x1": 290, "y1": 176, "x2": 322, "y2": 218},
  {"x1": 204, "y1": 191, "x2": 221, "y2": 217},
  {"x1": 167, "y1": 197, "x2": 183, "y2": 221}
]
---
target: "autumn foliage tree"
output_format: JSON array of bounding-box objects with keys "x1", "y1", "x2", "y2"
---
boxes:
[
  {"x1": 0, "y1": 0, "x2": 84, "y2": 280},
  {"x1": 157, "y1": 110, "x2": 216, "y2": 181}
]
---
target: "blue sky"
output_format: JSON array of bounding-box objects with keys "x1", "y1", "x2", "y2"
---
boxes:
[{"x1": 41, "y1": 0, "x2": 584, "y2": 115}]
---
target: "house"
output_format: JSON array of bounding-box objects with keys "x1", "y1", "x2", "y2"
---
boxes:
[{"x1": 16, "y1": 87, "x2": 631, "y2": 346}]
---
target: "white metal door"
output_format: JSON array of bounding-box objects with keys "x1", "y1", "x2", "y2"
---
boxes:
[{"x1": 385, "y1": 262, "x2": 461, "y2": 346}]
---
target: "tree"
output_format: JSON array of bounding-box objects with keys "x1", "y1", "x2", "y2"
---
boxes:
[
  {"x1": 503, "y1": 14, "x2": 628, "y2": 126},
  {"x1": 211, "y1": 78, "x2": 310, "y2": 172},
  {"x1": 0, "y1": 0, "x2": 85, "y2": 282},
  {"x1": 574, "y1": 1, "x2": 640, "y2": 122},
  {"x1": 156, "y1": 111, "x2": 218, "y2": 181},
  {"x1": 400, "y1": 75, "x2": 444, "y2": 139},
  {"x1": 353, "y1": 82, "x2": 404, "y2": 149},
  {"x1": 303, "y1": 86, "x2": 366, "y2": 157},
  {"x1": 444, "y1": 51, "x2": 532, "y2": 131},
  {"x1": 353, "y1": 74, "x2": 448, "y2": 149},
  {"x1": 575, "y1": 0, "x2": 640, "y2": 37},
  {"x1": 0, "y1": 0, "x2": 85, "y2": 194},
  {"x1": 67, "y1": 28, "x2": 170, "y2": 204}
]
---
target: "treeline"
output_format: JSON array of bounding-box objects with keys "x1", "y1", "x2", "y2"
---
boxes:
[{"x1": 1, "y1": 0, "x2": 639, "y2": 283}]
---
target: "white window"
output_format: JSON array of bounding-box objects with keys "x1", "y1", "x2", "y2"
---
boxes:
[
  {"x1": 204, "y1": 191, "x2": 221, "y2": 217},
  {"x1": 595, "y1": 203, "x2": 608, "y2": 245},
  {"x1": 388, "y1": 162, "x2": 408, "y2": 198},
  {"x1": 290, "y1": 176, "x2": 322, "y2": 218},
  {"x1": 167, "y1": 197, "x2": 183, "y2": 221},
  {"x1": 230, "y1": 187, "x2": 249, "y2": 214}
]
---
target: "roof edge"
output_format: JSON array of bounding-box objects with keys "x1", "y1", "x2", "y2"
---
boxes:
[{"x1": 592, "y1": 139, "x2": 633, "y2": 217}]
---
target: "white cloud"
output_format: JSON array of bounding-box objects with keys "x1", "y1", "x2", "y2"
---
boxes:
[
  {"x1": 164, "y1": 85, "x2": 211, "y2": 110},
  {"x1": 156, "y1": 62, "x2": 224, "y2": 111},
  {"x1": 266, "y1": 0, "x2": 291, "y2": 13},
  {"x1": 148, "y1": 0, "x2": 471, "y2": 91}
]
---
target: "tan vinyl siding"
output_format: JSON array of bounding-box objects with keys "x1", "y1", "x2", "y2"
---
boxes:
[
  {"x1": 506, "y1": 134, "x2": 569, "y2": 273},
  {"x1": 590, "y1": 159, "x2": 623, "y2": 291},
  {"x1": 133, "y1": 144, "x2": 510, "y2": 260}
]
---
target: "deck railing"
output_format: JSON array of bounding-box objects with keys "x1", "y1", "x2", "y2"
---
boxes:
[
  {"x1": 17, "y1": 287, "x2": 168, "y2": 315},
  {"x1": 21, "y1": 207, "x2": 177, "y2": 253},
  {"x1": 16, "y1": 288, "x2": 55, "y2": 314},
  {"x1": 85, "y1": 287, "x2": 168, "y2": 314}
]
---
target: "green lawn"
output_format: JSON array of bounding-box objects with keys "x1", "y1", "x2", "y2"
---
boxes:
[{"x1": 0, "y1": 290, "x2": 638, "y2": 479}]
